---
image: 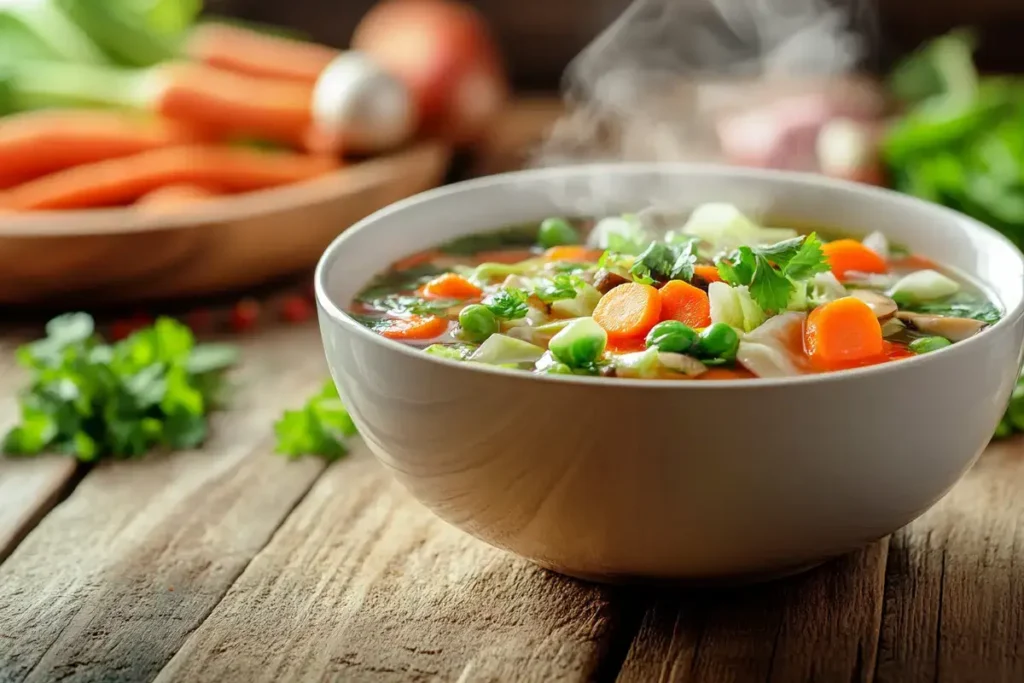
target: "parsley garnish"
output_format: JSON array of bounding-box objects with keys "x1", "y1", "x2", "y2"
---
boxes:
[
  {"x1": 3, "y1": 314, "x2": 238, "y2": 461},
  {"x1": 356, "y1": 264, "x2": 445, "y2": 302},
  {"x1": 484, "y1": 288, "x2": 530, "y2": 320},
  {"x1": 629, "y1": 239, "x2": 700, "y2": 284},
  {"x1": 367, "y1": 294, "x2": 460, "y2": 317},
  {"x1": 274, "y1": 380, "x2": 357, "y2": 460},
  {"x1": 715, "y1": 233, "x2": 830, "y2": 312},
  {"x1": 903, "y1": 297, "x2": 1002, "y2": 324},
  {"x1": 534, "y1": 274, "x2": 582, "y2": 304}
]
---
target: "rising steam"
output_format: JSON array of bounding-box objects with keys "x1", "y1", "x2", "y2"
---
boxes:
[{"x1": 532, "y1": 0, "x2": 878, "y2": 168}]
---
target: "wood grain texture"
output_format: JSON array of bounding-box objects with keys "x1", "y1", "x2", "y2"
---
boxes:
[
  {"x1": 0, "y1": 336, "x2": 81, "y2": 563},
  {"x1": 619, "y1": 540, "x2": 888, "y2": 683},
  {"x1": 876, "y1": 440, "x2": 1024, "y2": 683},
  {"x1": 156, "y1": 443, "x2": 626, "y2": 683},
  {"x1": 0, "y1": 326, "x2": 330, "y2": 683}
]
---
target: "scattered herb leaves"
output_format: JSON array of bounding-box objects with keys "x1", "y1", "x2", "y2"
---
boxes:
[
  {"x1": 715, "y1": 234, "x2": 830, "y2": 312},
  {"x1": 484, "y1": 287, "x2": 530, "y2": 320},
  {"x1": 534, "y1": 274, "x2": 582, "y2": 304},
  {"x1": 275, "y1": 380, "x2": 357, "y2": 460},
  {"x1": 3, "y1": 314, "x2": 238, "y2": 461},
  {"x1": 629, "y1": 239, "x2": 700, "y2": 284}
]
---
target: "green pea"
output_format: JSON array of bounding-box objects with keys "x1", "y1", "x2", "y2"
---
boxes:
[
  {"x1": 696, "y1": 323, "x2": 740, "y2": 360},
  {"x1": 645, "y1": 321, "x2": 699, "y2": 354},
  {"x1": 908, "y1": 336, "x2": 952, "y2": 355},
  {"x1": 538, "y1": 218, "x2": 581, "y2": 249},
  {"x1": 458, "y1": 304, "x2": 499, "y2": 342}
]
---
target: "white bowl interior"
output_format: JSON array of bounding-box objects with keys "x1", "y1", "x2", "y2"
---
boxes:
[{"x1": 321, "y1": 164, "x2": 1024, "y2": 318}]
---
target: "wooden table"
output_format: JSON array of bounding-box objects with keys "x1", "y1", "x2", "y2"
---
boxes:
[{"x1": 4, "y1": 101, "x2": 1024, "y2": 682}]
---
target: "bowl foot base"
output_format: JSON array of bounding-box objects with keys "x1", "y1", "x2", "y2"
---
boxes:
[{"x1": 535, "y1": 557, "x2": 834, "y2": 586}]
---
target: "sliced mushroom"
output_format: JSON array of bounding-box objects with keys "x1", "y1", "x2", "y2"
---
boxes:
[
  {"x1": 849, "y1": 289, "x2": 898, "y2": 320},
  {"x1": 896, "y1": 311, "x2": 987, "y2": 342},
  {"x1": 593, "y1": 269, "x2": 630, "y2": 294}
]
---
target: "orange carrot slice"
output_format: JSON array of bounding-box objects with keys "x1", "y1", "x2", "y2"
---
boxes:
[
  {"x1": 593, "y1": 282, "x2": 662, "y2": 338},
  {"x1": 4, "y1": 145, "x2": 337, "y2": 211},
  {"x1": 420, "y1": 273, "x2": 483, "y2": 300},
  {"x1": 185, "y1": 23, "x2": 338, "y2": 84},
  {"x1": 822, "y1": 239, "x2": 888, "y2": 280},
  {"x1": 543, "y1": 246, "x2": 603, "y2": 262},
  {"x1": 693, "y1": 264, "x2": 723, "y2": 284},
  {"x1": 658, "y1": 280, "x2": 711, "y2": 329},
  {"x1": 605, "y1": 336, "x2": 648, "y2": 354},
  {"x1": 804, "y1": 297, "x2": 884, "y2": 370},
  {"x1": 379, "y1": 315, "x2": 449, "y2": 340}
]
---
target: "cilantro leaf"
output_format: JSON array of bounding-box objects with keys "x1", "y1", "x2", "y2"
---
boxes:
[
  {"x1": 485, "y1": 288, "x2": 529, "y2": 320},
  {"x1": 903, "y1": 297, "x2": 1002, "y2": 324},
  {"x1": 3, "y1": 314, "x2": 238, "y2": 461},
  {"x1": 367, "y1": 294, "x2": 460, "y2": 317},
  {"x1": 778, "y1": 233, "x2": 830, "y2": 280},
  {"x1": 274, "y1": 379, "x2": 358, "y2": 460},
  {"x1": 749, "y1": 255, "x2": 794, "y2": 313},
  {"x1": 534, "y1": 274, "x2": 581, "y2": 304},
  {"x1": 629, "y1": 239, "x2": 700, "y2": 284},
  {"x1": 716, "y1": 246, "x2": 757, "y2": 286}
]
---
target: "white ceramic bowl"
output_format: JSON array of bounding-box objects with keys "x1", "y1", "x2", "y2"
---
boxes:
[{"x1": 316, "y1": 164, "x2": 1024, "y2": 583}]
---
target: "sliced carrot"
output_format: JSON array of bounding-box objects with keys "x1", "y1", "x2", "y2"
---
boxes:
[
  {"x1": 0, "y1": 111, "x2": 200, "y2": 190},
  {"x1": 593, "y1": 282, "x2": 662, "y2": 338},
  {"x1": 697, "y1": 367, "x2": 756, "y2": 381},
  {"x1": 693, "y1": 264, "x2": 723, "y2": 284},
  {"x1": 605, "y1": 336, "x2": 648, "y2": 354},
  {"x1": 156, "y1": 63, "x2": 315, "y2": 148},
  {"x1": 379, "y1": 315, "x2": 449, "y2": 340},
  {"x1": 889, "y1": 254, "x2": 939, "y2": 271},
  {"x1": 419, "y1": 273, "x2": 483, "y2": 300},
  {"x1": 3, "y1": 145, "x2": 337, "y2": 211},
  {"x1": 804, "y1": 297, "x2": 884, "y2": 370},
  {"x1": 543, "y1": 246, "x2": 604, "y2": 262},
  {"x1": 135, "y1": 183, "x2": 221, "y2": 212},
  {"x1": 185, "y1": 23, "x2": 338, "y2": 84},
  {"x1": 658, "y1": 280, "x2": 711, "y2": 328},
  {"x1": 822, "y1": 239, "x2": 888, "y2": 280},
  {"x1": 392, "y1": 250, "x2": 441, "y2": 272}
]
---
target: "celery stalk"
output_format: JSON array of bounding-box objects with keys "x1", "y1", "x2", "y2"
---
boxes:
[
  {"x1": 0, "y1": 0, "x2": 109, "y2": 64},
  {"x1": 4, "y1": 60, "x2": 159, "y2": 111},
  {"x1": 56, "y1": 0, "x2": 186, "y2": 67}
]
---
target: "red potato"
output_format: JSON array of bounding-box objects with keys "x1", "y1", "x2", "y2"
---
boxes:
[{"x1": 352, "y1": 0, "x2": 509, "y2": 145}]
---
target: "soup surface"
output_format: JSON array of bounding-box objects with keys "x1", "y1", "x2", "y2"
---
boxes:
[{"x1": 348, "y1": 204, "x2": 1002, "y2": 380}]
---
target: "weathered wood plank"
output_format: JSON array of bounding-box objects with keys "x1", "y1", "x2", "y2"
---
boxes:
[
  {"x1": 0, "y1": 336, "x2": 82, "y2": 564},
  {"x1": 156, "y1": 443, "x2": 627, "y2": 683},
  {"x1": 618, "y1": 540, "x2": 888, "y2": 683},
  {"x1": 0, "y1": 326, "x2": 330, "y2": 683},
  {"x1": 876, "y1": 439, "x2": 1024, "y2": 683}
]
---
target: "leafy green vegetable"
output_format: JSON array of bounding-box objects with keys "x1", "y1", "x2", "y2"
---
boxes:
[
  {"x1": 629, "y1": 239, "x2": 699, "y2": 284},
  {"x1": 533, "y1": 274, "x2": 582, "y2": 304},
  {"x1": 901, "y1": 296, "x2": 1002, "y2": 324},
  {"x1": 365, "y1": 294, "x2": 460, "y2": 317},
  {"x1": 3, "y1": 314, "x2": 238, "y2": 461},
  {"x1": 356, "y1": 263, "x2": 445, "y2": 302},
  {"x1": 55, "y1": 0, "x2": 199, "y2": 67},
  {"x1": 0, "y1": 0, "x2": 110, "y2": 65},
  {"x1": 715, "y1": 234, "x2": 830, "y2": 313},
  {"x1": 484, "y1": 287, "x2": 529, "y2": 320},
  {"x1": 275, "y1": 379, "x2": 357, "y2": 460},
  {"x1": 440, "y1": 225, "x2": 538, "y2": 256}
]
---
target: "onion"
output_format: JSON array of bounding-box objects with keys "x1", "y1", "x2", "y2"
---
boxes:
[{"x1": 352, "y1": 0, "x2": 508, "y2": 146}]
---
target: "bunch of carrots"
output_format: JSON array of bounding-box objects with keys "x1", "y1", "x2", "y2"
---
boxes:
[{"x1": 0, "y1": 0, "x2": 506, "y2": 213}]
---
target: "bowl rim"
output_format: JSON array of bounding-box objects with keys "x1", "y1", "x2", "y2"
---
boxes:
[
  {"x1": 0, "y1": 142, "x2": 448, "y2": 238},
  {"x1": 316, "y1": 162, "x2": 1024, "y2": 390}
]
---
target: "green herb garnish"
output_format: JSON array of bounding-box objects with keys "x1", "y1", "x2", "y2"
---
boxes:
[
  {"x1": 901, "y1": 297, "x2": 1002, "y2": 324},
  {"x1": 534, "y1": 274, "x2": 582, "y2": 304},
  {"x1": 716, "y1": 233, "x2": 830, "y2": 312},
  {"x1": 3, "y1": 314, "x2": 238, "y2": 461},
  {"x1": 484, "y1": 287, "x2": 530, "y2": 320},
  {"x1": 629, "y1": 239, "x2": 699, "y2": 284},
  {"x1": 274, "y1": 379, "x2": 357, "y2": 460}
]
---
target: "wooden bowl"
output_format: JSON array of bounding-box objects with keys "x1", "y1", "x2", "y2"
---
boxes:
[{"x1": 0, "y1": 142, "x2": 450, "y2": 306}]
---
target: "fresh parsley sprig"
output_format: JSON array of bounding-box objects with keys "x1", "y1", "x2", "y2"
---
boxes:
[
  {"x1": 484, "y1": 287, "x2": 530, "y2": 320},
  {"x1": 534, "y1": 274, "x2": 583, "y2": 304},
  {"x1": 629, "y1": 239, "x2": 700, "y2": 285},
  {"x1": 716, "y1": 233, "x2": 830, "y2": 312},
  {"x1": 3, "y1": 314, "x2": 239, "y2": 461},
  {"x1": 274, "y1": 379, "x2": 357, "y2": 460}
]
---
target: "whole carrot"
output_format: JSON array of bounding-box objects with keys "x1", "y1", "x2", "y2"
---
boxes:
[
  {"x1": 135, "y1": 183, "x2": 222, "y2": 213},
  {"x1": 0, "y1": 111, "x2": 198, "y2": 189},
  {"x1": 3, "y1": 145, "x2": 339, "y2": 211},
  {"x1": 184, "y1": 23, "x2": 338, "y2": 84}
]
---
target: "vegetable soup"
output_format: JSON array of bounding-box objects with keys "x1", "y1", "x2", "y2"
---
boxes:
[{"x1": 348, "y1": 204, "x2": 1001, "y2": 380}]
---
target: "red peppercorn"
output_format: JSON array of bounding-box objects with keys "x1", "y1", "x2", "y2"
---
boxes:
[
  {"x1": 230, "y1": 298, "x2": 260, "y2": 332},
  {"x1": 280, "y1": 294, "x2": 313, "y2": 323}
]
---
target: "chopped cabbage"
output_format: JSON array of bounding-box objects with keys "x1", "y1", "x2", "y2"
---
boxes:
[
  {"x1": 861, "y1": 231, "x2": 889, "y2": 260},
  {"x1": 680, "y1": 203, "x2": 798, "y2": 252},
  {"x1": 612, "y1": 347, "x2": 662, "y2": 379},
  {"x1": 470, "y1": 335, "x2": 545, "y2": 365},
  {"x1": 888, "y1": 269, "x2": 960, "y2": 303},
  {"x1": 708, "y1": 282, "x2": 766, "y2": 332},
  {"x1": 550, "y1": 282, "x2": 603, "y2": 318},
  {"x1": 736, "y1": 312, "x2": 809, "y2": 378},
  {"x1": 586, "y1": 215, "x2": 652, "y2": 255}
]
